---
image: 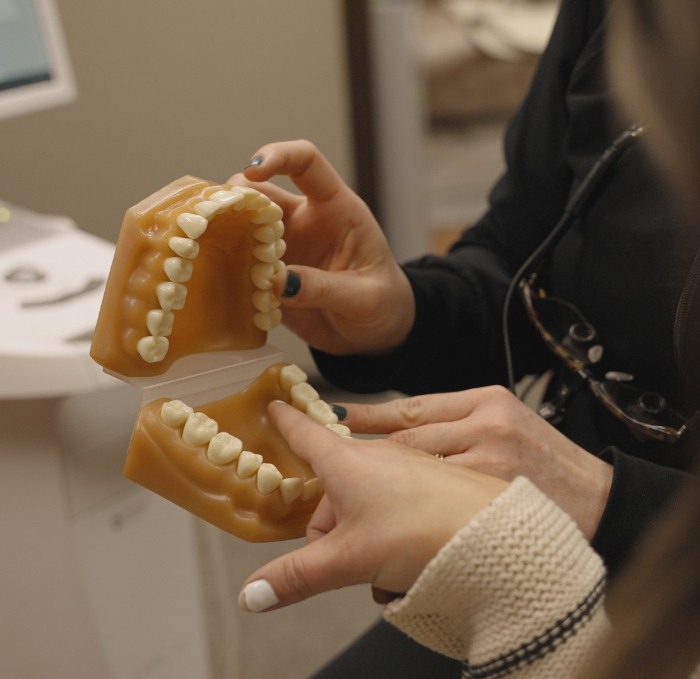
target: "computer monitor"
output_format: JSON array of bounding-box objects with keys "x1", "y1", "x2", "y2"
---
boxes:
[{"x1": 0, "y1": 0, "x2": 75, "y2": 121}]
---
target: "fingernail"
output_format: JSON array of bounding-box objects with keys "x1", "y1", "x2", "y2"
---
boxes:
[
  {"x1": 331, "y1": 404, "x2": 347, "y2": 421},
  {"x1": 245, "y1": 155, "x2": 264, "y2": 168},
  {"x1": 283, "y1": 270, "x2": 302, "y2": 297},
  {"x1": 238, "y1": 579, "x2": 279, "y2": 612}
]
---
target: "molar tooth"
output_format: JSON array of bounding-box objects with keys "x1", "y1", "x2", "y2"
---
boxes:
[
  {"x1": 253, "y1": 309, "x2": 282, "y2": 331},
  {"x1": 279, "y1": 364, "x2": 308, "y2": 391},
  {"x1": 163, "y1": 257, "x2": 193, "y2": 283},
  {"x1": 256, "y1": 463, "x2": 283, "y2": 495},
  {"x1": 291, "y1": 382, "x2": 320, "y2": 411},
  {"x1": 160, "y1": 400, "x2": 193, "y2": 427},
  {"x1": 136, "y1": 336, "x2": 169, "y2": 363},
  {"x1": 182, "y1": 412, "x2": 219, "y2": 447},
  {"x1": 250, "y1": 262, "x2": 275, "y2": 289},
  {"x1": 176, "y1": 212, "x2": 208, "y2": 239},
  {"x1": 209, "y1": 189, "x2": 245, "y2": 209},
  {"x1": 253, "y1": 225, "x2": 278, "y2": 244},
  {"x1": 302, "y1": 478, "x2": 323, "y2": 501},
  {"x1": 326, "y1": 422, "x2": 352, "y2": 438},
  {"x1": 280, "y1": 477, "x2": 304, "y2": 505},
  {"x1": 207, "y1": 432, "x2": 243, "y2": 465},
  {"x1": 146, "y1": 309, "x2": 174, "y2": 336},
  {"x1": 307, "y1": 399, "x2": 339, "y2": 425},
  {"x1": 237, "y1": 451, "x2": 263, "y2": 478},
  {"x1": 169, "y1": 236, "x2": 200, "y2": 259},
  {"x1": 194, "y1": 200, "x2": 221, "y2": 219},
  {"x1": 251, "y1": 204, "x2": 284, "y2": 225},
  {"x1": 156, "y1": 282, "x2": 187, "y2": 311},
  {"x1": 252, "y1": 289, "x2": 280, "y2": 313},
  {"x1": 252, "y1": 242, "x2": 280, "y2": 264}
]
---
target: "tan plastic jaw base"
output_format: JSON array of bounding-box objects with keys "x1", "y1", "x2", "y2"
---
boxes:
[
  {"x1": 90, "y1": 176, "x2": 283, "y2": 378},
  {"x1": 124, "y1": 363, "x2": 322, "y2": 542}
]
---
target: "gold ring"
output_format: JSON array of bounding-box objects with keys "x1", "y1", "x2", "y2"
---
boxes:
[{"x1": 435, "y1": 453, "x2": 445, "y2": 461}]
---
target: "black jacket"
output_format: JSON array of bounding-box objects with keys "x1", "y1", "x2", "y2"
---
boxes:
[{"x1": 314, "y1": 0, "x2": 700, "y2": 578}]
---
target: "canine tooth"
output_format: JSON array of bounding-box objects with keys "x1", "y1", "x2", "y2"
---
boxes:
[
  {"x1": 302, "y1": 478, "x2": 323, "y2": 501},
  {"x1": 156, "y1": 282, "x2": 187, "y2": 311},
  {"x1": 207, "y1": 432, "x2": 243, "y2": 465},
  {"x1": 194, "y1": 200, "x2": 221, "y2": 219},
  {"x1": 291, "y1": 382, "x2": 320, "y2": 411},
  {"x1": 237, "y1": 451, "x2": 263, "y2": 478},
  {"x1": 146, "y1": 309, "x2": 174, "y2": 336},
  {"x1": 279, "y1": 364, "x2": 308, "y2": 391},
  {"x1": 182, "y1": 412, "x2": 219, "y2": 447},
  {"x1": 160, "y1": 400, "x2": 194, "y2": 427},
  {"x1": 307, "y1": 399, "x2": 339, "y2": 425},
  {"x1": 252, "y1": 289, "x2": 280, "y2": 313},
  {"x1": 326, "y1": 423, "x2": 352, "y2": 437},
  {"x1": 169, "y1": 236, "x2": 200, "y2": 259},
  {"x1": 280, "y1": 477, "x2": 304, "y2": 505},
  {"x1": 176, "y1": 212, "x2": 208, "y2": 239},
  {"x1": 253, "y1": 309, "x2": 282, "y2": 331},
  {"x1": 256, "y1": 463, "x2": 283, "y2": 495},
  {"x1": 163, "y1": 257, "x2": 193, "y2": 283},
  {"x1": 136, "y1": 336, "x2": 169, "y2": 363},
  {"x1": 251, "y1": 204, "x2": 284, "y2": 225},
  {"x1": 209, "y1": 189, "x2": 245, "y2": 209},
  {"x1": 252, "y1": 242, "x2": 279, "y2": 264},
  {"x1": 250, "y1": 262, "x2": 275, "y2": 289}
]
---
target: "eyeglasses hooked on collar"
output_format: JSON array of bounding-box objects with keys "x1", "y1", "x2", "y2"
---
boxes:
[{"x1": 504, "y1": 122, "x2": 696, "y2": 445}]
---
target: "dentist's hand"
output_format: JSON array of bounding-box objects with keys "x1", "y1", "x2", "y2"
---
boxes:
[
  {"x1": 228, "y1": 140, "x2": 415, "y2": 356},
  {"x1": 335, "y1": 386, "x2": 614, "y2": 541},
  {"x1": 237, "y1": 401, "x2": 507, "y2": 613}
]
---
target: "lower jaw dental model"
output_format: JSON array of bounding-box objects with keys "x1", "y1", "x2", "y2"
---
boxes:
[{"x1": 90, "y1": 176, "x2": 349, "y2": 542}]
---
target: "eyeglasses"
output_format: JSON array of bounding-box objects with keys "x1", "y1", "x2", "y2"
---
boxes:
[
  {"x1": 519, "y1": 271, "x2": 690, "y2": 443},
  {"x1": 503, "y1": 122, "x2": 696, "y2": 445}
]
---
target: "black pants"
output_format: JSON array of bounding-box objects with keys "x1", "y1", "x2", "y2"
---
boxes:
[{"x1": 310, "y1": 619, "x2": 462, "y2": 678}]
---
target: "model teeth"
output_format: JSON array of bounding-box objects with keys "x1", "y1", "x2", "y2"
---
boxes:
[
  {"x1": 280, "y1": 477, "x2": 304, "y2": 505},
  {"x1": 207, "y1": 432, "x2": 243, "y2": 465},
  {"x1": 290, "y1": 382, "x2": 320, "y2": 411},
  {"x1": 182, "y1": 412, "x2": 219, "y2": 447},
  {"x1": 257, "y1": 463, "x2": 283, "y2": 495},
  {"x1": 237, "y1": 451, "x2": 263, "y2": 478},
  {"x1": 160, "y1": 400, "x2": 194, "y2": 426},
  {"x1": 307, "y1": 399, "x2": 338, "y2": 426},
  {"x1": 279, "y1": 364, "x2": 308, "y2": 390},
  {"x1": 134, "y1": 186, "x2": 286, "y2": 365},
  {"x1": 146, "y1": 309, "x2": 174, "y2": 336}
]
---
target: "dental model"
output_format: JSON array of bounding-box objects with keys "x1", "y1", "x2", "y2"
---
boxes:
[{"x1": 91, "y1": 177, "x2": 349, "y2": 541}]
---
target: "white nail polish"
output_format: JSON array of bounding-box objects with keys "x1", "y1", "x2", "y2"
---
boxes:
[{"x1": 239, "y1": 579, "x2": 279, "y2": 612}]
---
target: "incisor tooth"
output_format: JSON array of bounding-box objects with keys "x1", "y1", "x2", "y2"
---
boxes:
[
  {"x1": 253, "y1": 309, "x2": 282, "y2": 331},
  {"x1": 137, "y1": 336, "x2": 169, "y2": 363},
  {"x1": 160, "y1": 400, "x2": 193, "y2": 427},
  {"x1": 237, "y1": 451, "x2": 263, "y2": 478},
  {"x1": 182, "y1": 412, "x2": 219, "y2": 447},
  {"x1": 194, "y1": 200, "x2": 221, "y2": 219},
  {"x1": 279, "y1": 364, "x2": 308, "y2": 391},
  {"x1": 156, "y1": 282, "x2": 187, "y2": 311},
  {"x1": 209, "y1": 189, "x2": 245, "y2": 209},
  {"x1": 256, "y1": 463, "x2": 283, "y2": 495},
  {"x1": 169, "y1": 236, "x2": 200, "y2": 259},
  {"x1": 291, "y1": 382, "x2": 320, "y2": 411},
  {"x1": 307, "y1": 399, "x2": 339, "y2": 425},
  {"x1": 176, "y1": 212, "x2": 208, "y2": 239},
  {"x1": 164, "y1": 257, "x2": 193, "y2": 283},
  {"x1": 207, "y1": 432, "x2": 243, "y2": 465},
  {"x1": 146, "y1": 309, "x2": 174, "y2": 336},
  {"x1": 302, "y1": 478, "x2": 323, "y2": 501},
  {"x1": 280, "y1": 477, "x2": 304, "y2": 505},
  {"x1": 251, "y1": 204, "x2": 284, "y2": 225},
  {"x1": 250, "y1": 262, "x2": 275, "y2": 289}
]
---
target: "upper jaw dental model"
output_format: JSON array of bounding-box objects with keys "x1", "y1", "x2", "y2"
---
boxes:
[{"x1": 90, "y1": 176, "x2": 349, "y2": 542}]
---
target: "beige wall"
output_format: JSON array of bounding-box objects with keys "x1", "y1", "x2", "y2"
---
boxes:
[{"x1": 0, "y1": 0, "x2": 353, "y2": 242}]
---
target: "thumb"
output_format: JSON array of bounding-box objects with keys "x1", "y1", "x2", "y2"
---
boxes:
[{"x1": 237, "y1": 532, "x2": 363, "y2": 612}]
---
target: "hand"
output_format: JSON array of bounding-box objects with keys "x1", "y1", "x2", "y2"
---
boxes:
[
  {"x1": 237, "y1": 401, "x2": 507, "y2": 613},
  {"x1": 227, "y1": 140, "x2": 415, "y2": 355},
  {"x1": 335, "y1": 386, "x2": 614, "y2": 541}
]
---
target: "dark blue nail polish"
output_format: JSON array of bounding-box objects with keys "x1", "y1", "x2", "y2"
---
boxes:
[
  {"x1": 331, "y1": 404, "x2": 347, "y2": 421},
  {"x1": 283, "y1": 270, "x2": 302, "y2": 297},
  {"x1": 246, "y1": 155, "x2": 264, "y2": 168}
]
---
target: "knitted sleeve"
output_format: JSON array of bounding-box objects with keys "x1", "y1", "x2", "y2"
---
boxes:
[{"x1": 384, "y1": 477, "x2": 610, "y2": 678}]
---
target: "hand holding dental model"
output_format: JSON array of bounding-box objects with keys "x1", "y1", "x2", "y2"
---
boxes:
[
  {"x1": 91, "y1": 176, "x2": 350, "y2": 542},
  {"x1": 239, "y1": 400, "x2": 508, "y2": 612}
]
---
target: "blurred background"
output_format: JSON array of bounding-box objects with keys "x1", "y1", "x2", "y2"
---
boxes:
[{"x1": 0, "y1": 1, "x2": 557, "y2": 677}]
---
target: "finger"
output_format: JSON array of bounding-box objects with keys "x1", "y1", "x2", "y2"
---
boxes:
[
  {"x1": 338, "y1": 392, "x2": 482, "y2": 436},
  {"x1": 238, "y1": 532, "x2": 367, "y2": 612},
  {"x1": 240, "y1": 140, "x2": 347, "y2": 203}
]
